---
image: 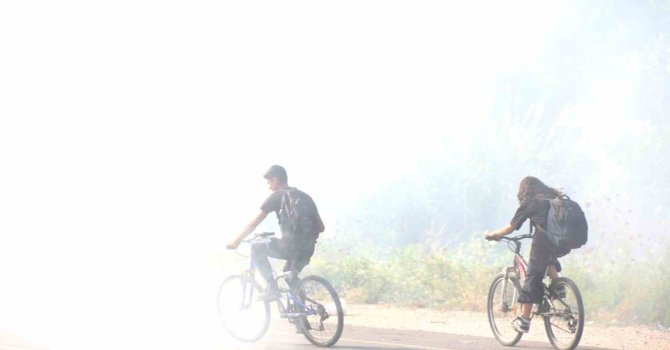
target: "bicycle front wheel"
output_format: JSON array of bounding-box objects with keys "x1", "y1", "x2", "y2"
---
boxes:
[
  {"x1": 216, "y1": 275, "x2": 271, "y2": 342},
  {"x1": 542, "y1": 277, "x2": 585, "y2": 350},
  {"x1": 295, "y1": 275, "x2": 344, "y2": 347},
  {"x1": 487, "y1": 274, "x2": 523, "y2": 346}
]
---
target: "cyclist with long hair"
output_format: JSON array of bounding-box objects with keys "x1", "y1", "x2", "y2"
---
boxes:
[{"x1": 485, "y1": 176, "x2": 569, "y2": 333}]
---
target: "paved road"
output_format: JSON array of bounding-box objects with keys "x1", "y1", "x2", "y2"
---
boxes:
[
  {"x1": 0, "y1": 320, "x2": 615, "y2": 350},
  {"x1": 223, "y1": 322, "x2": 615, "y2": 350}
]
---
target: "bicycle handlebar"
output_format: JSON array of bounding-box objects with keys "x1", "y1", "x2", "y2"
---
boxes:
[
  {"x1": 497, "y1": 234, "x2": 532, "y2": 242},
  {"x1": 242, "y1": 231, "x2": 275, "y2": 244},
  {"x1": 494, "y1": 234, "x2": 533, "y2": 254}
]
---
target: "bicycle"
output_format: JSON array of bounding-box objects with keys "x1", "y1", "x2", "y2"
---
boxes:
[
  {"x1": 217, "y1": 232, "x2": 344, "y2": 347},
  {"x1": 487, "y1": 234, "x2": 585, "y2": 350}
]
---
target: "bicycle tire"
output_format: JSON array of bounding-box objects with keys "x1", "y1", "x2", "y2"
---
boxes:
[
  {"x1": 487, "y1": 274, "x2": 523, "y2": 346},
  {"x1": 542, "y1": 277, "x2": 585, "y2": 350},
  {"x1": 295, "y1": 275, "x2": 344, "y2": 347},
  {"x1": 217, "y1": 275, "x2": 271, "y2": 342}
]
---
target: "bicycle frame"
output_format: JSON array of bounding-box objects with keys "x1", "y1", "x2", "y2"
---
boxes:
[
  {"x1": 274, "y1": 272, "x2": 307, "y2": 318},
  {"x1": 236, "y1": 234, "x2": 321, "y2": 321},
  {"x1": 488, "y1": 233, "x2": 585, "y2": 350},
  {"x1": 498, "y1": 235, "x2": 529, "y2": 313},
  {"x1": 237, "y1": 257, "x2": 259, "y2": 310},
  {"x1": 497, "y1": 235, "x2": 574, "y2": 319},
  {"x1": 222, "y1": 231, "x2": 344, "y2": 346}
]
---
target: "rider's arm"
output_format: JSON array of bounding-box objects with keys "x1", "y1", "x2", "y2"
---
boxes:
[
  {"x1": 227, "y1": 210, "x2": 268, "y2": 249},
  {"x1": 486, "y1": 224, "x2": 514, "y2": 240},
  {"x1": 487, "y1": 200, "x2": 531, "y2": 240}
]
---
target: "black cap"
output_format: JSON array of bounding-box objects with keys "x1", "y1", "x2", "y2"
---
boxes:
[{"x1": 263, "y1": 165, "x2": 287, "y2": 182}]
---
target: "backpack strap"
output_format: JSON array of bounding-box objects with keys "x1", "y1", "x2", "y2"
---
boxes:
[{"x1": 530, "y1": 193, "x2": 565, "y2": 235}]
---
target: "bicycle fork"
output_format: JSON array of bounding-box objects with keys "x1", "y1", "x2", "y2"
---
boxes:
[
  {"x1": 239, "y1": 271, "x2": 255, "y2": 310},
  {"x1": 499, "y1": 267, "x2": 522, "y2": 313}
]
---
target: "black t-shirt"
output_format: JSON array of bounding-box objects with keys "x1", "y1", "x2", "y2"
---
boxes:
[
  {"x1": 510, "y1": 197, "x2": 551, "y2": 231},
  {"x1": 260, "y1": 190, "x2": 284, "y2": 217},
  {"x1": 511, "y1": 196, "x2": 570, "y2": 257}
]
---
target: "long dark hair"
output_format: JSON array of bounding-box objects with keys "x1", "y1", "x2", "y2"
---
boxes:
[{"x1": 517, "y1": 176, "x2": 561, "y2": 203}]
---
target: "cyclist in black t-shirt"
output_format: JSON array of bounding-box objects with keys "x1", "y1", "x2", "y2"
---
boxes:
[
  {"x1": 485, "y1": 176, "x2": 565, "y2": 333},
  {"x1": 227, "y1": 165, "x2": 325, "y2": 301}
]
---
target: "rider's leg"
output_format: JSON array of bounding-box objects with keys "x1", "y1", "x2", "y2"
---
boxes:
[
  {"x1": 521, "y1": 303, "x2": 533, "y2": 319},
  {"x1": 547, "y1": 259, "x2": 567, "y2": 298},
  {"x1": 547, "y1": 258, "x2": 562, "y2": 280},
  {"x1": 283, "y1": 242, "x2": 316, "y2": 333},
  {"x1": 251, "y1": 238, "x2": 290, "y2": 293},
  {"x1": 515, "y1": 234, "x2": 555, "y2": 331},
  {"x1": 282, "y1": 260, "x2": 300, "y2": 291},
  {"x1": 282, "y1": 241, "x2": 316, "y2": 291}
]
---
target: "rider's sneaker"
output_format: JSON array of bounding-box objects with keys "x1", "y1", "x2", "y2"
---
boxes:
[
  {"x1": 255, "y1": 287, "x2": 280, "y2": 302},
  {"x1": 512, "y1": 316, "x2": 530, "y2": 333}
]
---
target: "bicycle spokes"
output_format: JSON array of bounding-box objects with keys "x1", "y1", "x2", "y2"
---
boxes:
[
  {"x1": 487, "y1": 274, "x2": 523, "y2": 347},
  {"x1": 295, "y1": 276, "x2": 344, "y2": 347},
  {"x1": 542, "y1": 278, "x2": 585, "y2": 350},
  {"x1": 217, "y1": 275, "x2": 271, "y2": 342}
]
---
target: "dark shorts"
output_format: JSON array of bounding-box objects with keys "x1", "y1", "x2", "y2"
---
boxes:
[{"x1": 253, "y1": 237, "x2": 316, "y2": 274}]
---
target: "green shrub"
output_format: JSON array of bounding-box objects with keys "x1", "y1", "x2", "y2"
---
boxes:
[
  {"x1": 305, "y1": 235, "x2": 670, "y2": 325},
  {"x1": 219, "y1": 233, "x2": 670, "y2": 326}
]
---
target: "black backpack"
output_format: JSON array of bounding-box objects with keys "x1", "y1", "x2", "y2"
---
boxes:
[
  {"x1": 278, "y1": 187, "x2": 319, "y2": 242},
  {"x1": 542, "y1": 195, "x2": 588, "y2": 250}
]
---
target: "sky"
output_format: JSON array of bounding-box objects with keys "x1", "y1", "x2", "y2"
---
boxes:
[{"x1": 0, "y1": 1, "x2": 665, "y2": 349}]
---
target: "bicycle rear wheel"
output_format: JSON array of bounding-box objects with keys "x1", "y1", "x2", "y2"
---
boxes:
[
  {"x1": 217, "y1": 275, "x2": 271, "y2": 342},
  {"x1": 487, "y1": 274, "x2": 523, "y2": 346},
  {"x1": 542, "y1": 277, "x2": 585, "y2": 350},
  {"x1": 294, "y1": 275, "x2": 344, "y2": 347}
]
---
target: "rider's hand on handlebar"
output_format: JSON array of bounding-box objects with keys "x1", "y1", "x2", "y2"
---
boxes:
[
  {"x1": 485, "y1": 231, "x2": 500, "y2": 241},
  {"x1": 226, "y1": 239, "x2": 241, "y2": 250}
]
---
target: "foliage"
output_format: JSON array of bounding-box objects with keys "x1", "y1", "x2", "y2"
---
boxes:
[
  {"x1": 333, "y1": 0, "x2": 670, "y2": 251},
  {"x1": 304, "y1": 233, "x2": 670, "y2": 326},
  {"x1": 305, "y1": 237, "x2": 505, "y2": 310}
]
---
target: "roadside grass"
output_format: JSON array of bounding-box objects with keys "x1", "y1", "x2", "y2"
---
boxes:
[
  {"x1": 564, "y1": 243, "x2": 670, "y2": 326},
  {"x1": 215, "y1": 234, "x2": 670, "y2": 327},
  {"x1": 305, "y1": 238, "x2": 504, "y2": 310},
  {"x1": 304, "y1": 236, "x2": 670, "y2": 327}
]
